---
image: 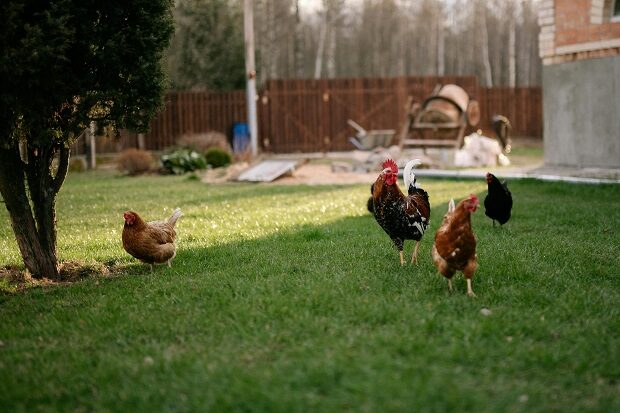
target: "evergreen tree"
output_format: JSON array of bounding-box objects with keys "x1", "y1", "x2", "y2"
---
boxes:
[
  {"x1": 0, "y1": 0, "x2": 174, "y2": 279},
  {"x1": 168, "y1": 0, "x2": 246, "y2": 90}
]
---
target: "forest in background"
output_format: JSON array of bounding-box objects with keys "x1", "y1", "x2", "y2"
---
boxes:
[{"x1": 166, "y1": 0, "x2": 542, "y2": 90}]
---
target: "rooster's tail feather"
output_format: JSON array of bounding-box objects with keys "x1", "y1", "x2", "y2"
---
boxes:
[
  {"x1": 403, "y1": 159, "x2": 422, "y2": 192},
  {"x1": 168, "y1": 208, "x2": 183, "y2": 227}
]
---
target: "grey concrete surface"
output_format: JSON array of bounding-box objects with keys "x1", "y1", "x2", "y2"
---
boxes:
[
  {"x1": 543, "y1": 55, "x2": 620, "y2": 169},
  {"x1": 413, "y1": 167, "x2": 620, "y2": 184}
]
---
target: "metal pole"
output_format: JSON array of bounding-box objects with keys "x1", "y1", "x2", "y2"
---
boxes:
[{"x1": 244, "y1": 0, "x2": 258, "y2": 157}]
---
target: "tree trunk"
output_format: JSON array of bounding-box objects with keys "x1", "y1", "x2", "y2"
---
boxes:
[
  {"x1": 294, "y1": 0, "x2": 304, "y2": 77},
  {"x1": 0, "y1": 143, "x2": 70, "y2": 279},
  {"x1": 508, "y1": 1, "x2": 517, "y2": 87},
  {"x1": 314, "y1": 12, "x2": 327, "y2": 79},
  {"x1": 436, "y1": 15, "x2": 445, "y2": 76},
  {"x1": 326, "y1": 23, "x2": 336, "y2": 78},
  {"x1": 479, "y1": 1, "x2": 493, "y2": 87}
]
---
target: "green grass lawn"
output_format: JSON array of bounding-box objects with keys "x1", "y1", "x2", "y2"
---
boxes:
[{"x1": 0, "y1": 171, "x2": 619, "y2": 412}]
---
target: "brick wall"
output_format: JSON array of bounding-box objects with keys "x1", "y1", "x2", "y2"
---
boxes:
[{"x1": 539, "y1": 0, "x2": 620, "y2": 65}]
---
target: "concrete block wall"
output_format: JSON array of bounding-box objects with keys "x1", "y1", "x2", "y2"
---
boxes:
[
  {"x1": 540, "y1": 0, "x2": 620, "y2": 169},
  {"x1": 543, "y1": 56, "x2": 620, "y2": 168}
]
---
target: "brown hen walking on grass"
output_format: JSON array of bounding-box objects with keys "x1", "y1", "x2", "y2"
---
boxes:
[
  {"x1": 432, "y1": 196, "x2": 479, "y2": 296},
  {"x1": 122, "y1": 208, "x2": 183, "y2": 271}
]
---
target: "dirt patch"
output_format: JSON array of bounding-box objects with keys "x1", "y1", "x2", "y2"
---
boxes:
[
  {"x1": 200, "y1": 161, "x2": 377, "y2": 186},
  {"x1": 0, "y1": 261, "x2": 127, "y2": 293},
  {"x1": 201, "y1": 162, "x2": 250, "y2": 184},
  {"x1": 200, "y1": 138, "x2": 543, "y2": 186},
  {"x1": 275, "y1": 164, "x2": 377, "y2": 185}
]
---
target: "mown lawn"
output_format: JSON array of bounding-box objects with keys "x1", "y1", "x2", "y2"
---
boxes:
[{"x1": 0, "y1": 171, "x2": 619, "y2": 412}]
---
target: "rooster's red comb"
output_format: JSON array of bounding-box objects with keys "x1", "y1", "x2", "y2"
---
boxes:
[
  {"x1": 382, "y1": 159, "x2": 398, "y2": 173},
  {"x1": 469, "y1": 194, "x2": 479, "y2": 202}
]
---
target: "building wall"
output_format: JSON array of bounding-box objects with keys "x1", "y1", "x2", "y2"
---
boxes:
[
  {"x1": 543, "y1": 55, "x2": 620, "y2": 168},
  {"x1": 539, "y1": 0, "x2": 620, "y2": 65},
  {"x1": 539, "y1": 0, "x2": 620, "y2": 169}
]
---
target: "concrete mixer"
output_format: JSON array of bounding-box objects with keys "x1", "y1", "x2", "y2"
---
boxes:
[{"x1": 398, "y1": 84, "x2": 480, "y2": 149}]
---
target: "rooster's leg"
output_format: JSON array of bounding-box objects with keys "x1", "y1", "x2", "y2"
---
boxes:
[
  {"x1": 448, "y1": 279, "x2": 453, "y2": 292},
  {"x1": 149, "y1": 264, "x2": 154, "y2": 273},
  {"x1": 466, "y1": 279, "x2": 476, "y2": 297},
  {"x1": 167, "y1": 260, "x2": 172, "y2": 268},
  {"x1": 393, "y1": 239, "x2": 405, "y2": 266},
  {"x1": 411, "y1": 241, "x2": 420, "y2": 264}
]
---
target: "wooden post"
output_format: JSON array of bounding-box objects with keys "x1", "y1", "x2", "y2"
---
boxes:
[
  {"x1": 86, "y1": 121, "x2": 96, "y2": 169},
  {"x1": 137, "y1": 133, "x2": 146, "y2": 150},
  {"x1": 244, "y1": 0, "x2": 259, "y2": 157}
]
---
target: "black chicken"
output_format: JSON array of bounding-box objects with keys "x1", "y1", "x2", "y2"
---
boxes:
[{"x1": 484, "y1": 172, "x2": 512, "y2": 226}]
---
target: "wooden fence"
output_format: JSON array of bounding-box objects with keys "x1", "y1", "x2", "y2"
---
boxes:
[
  {"x1": 72, "y1": 76, "x2": 542, "y2": 155},
  {"x1": 71, "y1": 91, "x2": 247, "y2": 154},
  {"x1": 477, "y1": 87, "x2": 542, "y2": 138}
]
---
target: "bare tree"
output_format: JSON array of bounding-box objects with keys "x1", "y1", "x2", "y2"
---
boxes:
[
  {"x1": 314, "y1": 11, "x2": 328, "y2": 78},
  {"x1": 166, "y1": 0, "x2": 542, "y2": 87},
  {"x1": 507, "y1": 0, "x2": 517, "y2": 87},
  {"x1": 478, "y1": 0, "x2": 493, "y2": 87}
]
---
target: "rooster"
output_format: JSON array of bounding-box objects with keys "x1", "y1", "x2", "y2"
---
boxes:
[
  {"x1": 366, "y1": 185, "x2": 374, "y2": 213},
  {"x1": 371, "y1": 159, "x2": 431, "y2": 265},
  {"x1": 122, "y1": 208, "x2": 183, "y2": 270},
  {"x1": 484, "y1": 172, "x2": 512, "y2": 226},
  {"x1": 432, "y1": 196, "x2": 479, "y2": 296}
]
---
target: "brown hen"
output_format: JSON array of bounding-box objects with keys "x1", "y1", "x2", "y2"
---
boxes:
[
  {"x1": 122, "y1": 208, "x2": 183, "y2": 270},
  {"x1": 431, "y1": 195, "x2": 479, "y2": 296}
]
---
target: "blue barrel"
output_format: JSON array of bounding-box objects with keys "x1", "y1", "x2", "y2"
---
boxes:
[{"x1": 232, "y1": 122, "x2": 250, "y2": 153}]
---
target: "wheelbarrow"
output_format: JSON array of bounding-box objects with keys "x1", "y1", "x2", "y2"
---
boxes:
[{"x1": 347, "y1": 119, "x2": 395, "y2": 150}]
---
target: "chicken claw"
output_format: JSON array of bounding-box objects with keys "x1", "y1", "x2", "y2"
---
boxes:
[{"x1": 466, "y1": 279, "x2": 476, "y2": 297}]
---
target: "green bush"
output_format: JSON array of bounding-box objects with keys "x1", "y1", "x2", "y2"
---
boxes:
[
  {"x1": 161, "y1": 148, "x2": 207, "y2": 175},
  {"x1": 205, "y1": 148, "x2": 232, "y2": 168},
  {"x1": 68, "y1": 158, "x2": 86, "y2": 173}
]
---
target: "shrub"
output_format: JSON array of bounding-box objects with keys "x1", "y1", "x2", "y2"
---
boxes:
[
  {"x1": 177, "y1": 132, "x2": 232, "y2": 154},
  {"x1": 161, "y1": 148, "x2": 207, "y2": 175},
  {"x1": 68, "y1": 158, "x2": 86, "y2": 173},
  {"x1": 116, "y1": 149, "x2": 154, "y2": 175},
  {"x1": 205, "y1": 148, "x2": 232, "y2": 168}
]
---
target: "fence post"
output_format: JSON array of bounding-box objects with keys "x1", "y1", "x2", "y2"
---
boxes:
[
  {"x1": 85, "y1": 121, "x2": 96, "y2": 169},
  {"x1": 137, "y1": 133, "x2": 145, "y2": 150}
]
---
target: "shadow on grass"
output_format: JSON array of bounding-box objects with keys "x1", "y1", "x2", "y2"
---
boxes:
[{"x1": 1, "y1": 187, "x2": 493, "y2": 297}]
